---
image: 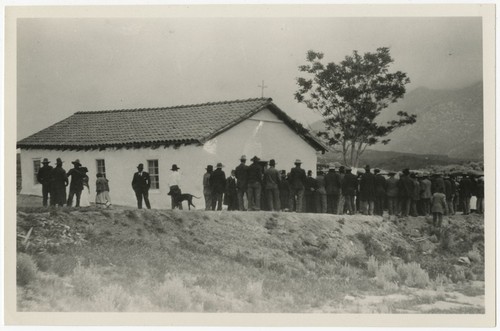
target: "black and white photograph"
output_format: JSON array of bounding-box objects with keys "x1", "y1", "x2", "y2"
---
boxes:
[{"x1": 4, "y1": 4, "x2": 495, "y2": 327}]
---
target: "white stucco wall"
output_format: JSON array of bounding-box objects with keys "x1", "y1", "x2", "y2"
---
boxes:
[{"x1": 19, "y1": 107, "x2": 318, "y2": 209}]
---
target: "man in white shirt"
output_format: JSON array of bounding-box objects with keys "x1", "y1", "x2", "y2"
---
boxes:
[{"x1": 168, "y1": 164, "x2": 182, "y2": 209}]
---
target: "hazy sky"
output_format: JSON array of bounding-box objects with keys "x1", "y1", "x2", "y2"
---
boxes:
[{"x1": 17, "y1": 17, "x2": 482, "y2": 140}]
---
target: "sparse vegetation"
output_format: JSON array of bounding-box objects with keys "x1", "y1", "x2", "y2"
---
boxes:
[
  {"x1": 17, "y1": 253, "x2": 38, "y2": 286},
  {"x1": 16, "y1": 196, "x2": 485, "y2": 313}
]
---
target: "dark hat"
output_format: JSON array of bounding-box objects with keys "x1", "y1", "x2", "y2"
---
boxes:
[
  {"x1": 56, "y1": 158, "x2": 63, "y2": 164},
  {"x1": 364, "y1": 164, "x2": 370, "y2": 170},
  {"x1": 137, "y1": 163, "x2": 144, "y2": 169},
  {"x1": 307, "y1": 170, "x2": 313, "y2": 175},
  {"x1": 240, "y1": 155, "x2": 247, "y2": 161},
  {"x1": 346, "y1": 168, "x2": 352, "y2": 172},
  {"x1": 388, "y1": 171, "x2": 396, "y2": 176},
  {"x1": 42, "y1": 158, "x2": 50, "y2": 164},
  {"x1": 251, "y1": 156, "x2": 260, "y2": 162},
  {"x1": 374, "y1": 168, "x2": 381, "y2": 173},
  {"x1": 294, "y1": 159, "x2": 302, "y2": 164},
  {"x1": 72, "y1": 159, "x2": 81, "y2": 166},
  {"x1": 216, "y1": 162, "x2": 224, "y2": 168},
  {"x1": 206, "y1": 165, "x2": 213, "y2": 171},
  {"x1": 269, "y1": 159, "x2": 276, "y2": 166},
  {"x1": 171, "y1": 164, "x2": 180, "y2": 171},
  {"x1": 81, "y1": 167, "x2": 89, "y2": 173},
  {"x1": 402, "y1": 168, "x2": 410, "y2": 175}
]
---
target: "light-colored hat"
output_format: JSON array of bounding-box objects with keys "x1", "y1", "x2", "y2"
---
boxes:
[
  {"x1": 240, "y1": 155, "x2": 247, "y2": 161},
  {"x1": 294, "y1": 159, "x2": 302, "y2": 164}
]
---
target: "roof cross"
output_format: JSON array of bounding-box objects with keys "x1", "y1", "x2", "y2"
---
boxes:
[{"x1": 258, "y1": 80, "x2": 268, "y2": 98}]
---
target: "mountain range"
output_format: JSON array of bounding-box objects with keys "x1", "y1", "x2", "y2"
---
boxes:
[{"x1": 310, "y1": 81, "x2": 484, "y2": 160}]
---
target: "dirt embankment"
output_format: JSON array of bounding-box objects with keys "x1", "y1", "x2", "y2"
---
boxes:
[{"x1": 16, "y1": 203, "x2": 485, "y2": 313}]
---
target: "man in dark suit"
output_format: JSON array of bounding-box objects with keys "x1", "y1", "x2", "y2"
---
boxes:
[
  {"x1": 66, "y1": 159, "x2": 86, "y2": 207},
  {"x1": 235, "y1": 155, "x2": 249, "y2": 211},
  {"x1": 131, "y1": 163, "x2": 151, "y2": 209},
  {"x1": 50, "y1": 158, "x2": 68, "y2": 207},
  {"x1": 37, "y1": 158, "x2": 53, "y2": 207},
  {"x1": 210, "y1": 162, "x2": 226, "y2": 211},
  {"x1": 288, "y1": 159, "x2": 306, "y2": 213},
  {"x1": 359, "y1": 165, "x2": 376, "y2": 215}
]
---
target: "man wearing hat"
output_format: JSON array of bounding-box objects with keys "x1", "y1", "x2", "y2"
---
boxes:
[
  {"x1": 67, "y1": 159, "x2": 86, "y2": 207},
  {"x1": 168, "y1": 164, "x2": 183, "y2": 210},
  {"x1": 209, "y1": 163, "x2": 226, "y2": 211},
  {"x1": 264, "y1": 159, "x2": 281, "y2": 212},
  {"x1": 235, "y1": 155, "x2": 249, "y2": 211},
  {"x1": 203, "y1": 165, "x2": 214, "y2": 210},
  {"x1": 50, "y1": 158, "x2": 68, "y2": 207},
  {"x1": 131, "y1": 163, "x2": 151, "y2": 209},
  {"x1": 359, "y1": 165, "x2": 376, "y2": 215},
  {"x1": 386, "y1": 171, "x2": 399, "y2": 216},
  {"x1": 373, "y1": 168, "x2": 386, "y2": 216},
  {"x1": 341, "y1": 168, "x2": 357, "y2": 215},
  {"x1": 288, "y1": 159, "x2": 306, "y2": 213},
  {"x1": 324, "y1": 165, "x2": 341, "y2": 214},
  {"x1": 398, "y1": 168, "x2": 414, "y2": 217},
  {"x1": 37, "y1": 158, "x2": 53, "y2": 207},
  {"x1": 420, "y1": 174, "x2": 432, "y2": 216},
  {"x1": 246, "y1": 156, "x2": 263, "y2": 211}
]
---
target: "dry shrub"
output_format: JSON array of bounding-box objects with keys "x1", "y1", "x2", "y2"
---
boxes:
[
  {"x1": 92, "y1": 284, "x2": 132, "y2": 311},
  {"x1": 467, "y1": 249, "x2": 482, "y2": 263},
  {"x1": 153, "y1": 277, "x2": 192, "y2": 311},
  {"x1": 17, "y1": 253, "x2": 37, "y2": 286},
  {"x1": 52, "y1": 254, "x2": 78, "y2": 276},
  {"x1": 339, "y1": 263, "x2": 360, "y2": 280},
  {"x1": 367, "y1": 256, "x2": 379, "y2": 277},
  {"x1": 376, "y1": 261, "x2": 399, "y2": 290},
  {"x1": 246, "y1": 280, "x2": 263, "y2": 304},
  {"x1": 71, "y1": 265, "x2": 101, "y2": 298},
  {"x1": 397, "y1": 262, "x2": 430, "y2": 288},
  {"x1": 34, "y1": 253, "x2": 53, "y2": 272}
]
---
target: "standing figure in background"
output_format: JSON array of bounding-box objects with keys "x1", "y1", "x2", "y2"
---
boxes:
[
  {"x1": 50, "y1": 158, "x2": 68, "y2": 207},
  {"x1": 264, "y1": 159, "x2": 281, "y2": 212},
  {"x1": 431, "y1": 190, "x2": 447, "y2": 228},
  {"x1": 66, "y1": 159, "x2": 86, "y2": 207},
  {"x1": 210, "y1": 162, "x2": 226, "y2": 211},
  {"x1": 288, "y1": 159, "x2": 306, "y2": 213},
  {"x1": 420, "y1": 174, "x2": 432, "y2": 216},
  {"x1": 246, "y1": 156, "x2": 263, "y2": 211},
  {"x1": 304, "y1": 170, "x2": 318, "y2": 213},
  {"x1": 225, "y1": 169, "x2": 238, "y2": 211},
  {"x1": 167, "y1": 164, "x2": 182, "y2": 210},
  {"x1": 96, "y1": 173, "x2": 111, "y2": 207},
  {"x1": 459, "y1": 174, "x2": 473, "y2": 215},
  {"x1": 476, "y1": 177, "x2": 484, "y2": 214},
  {"x1": 315, "y1": 170, "x2": 327, "y2": 213},
  {"x1": 373, "y1": 168, "x2": 387, "y2": 216},
  {"x1": 443, "y1": 175, "x2": 454, "y2": 215},
  {"x1": 278, "y1": 170, "x2": 290, "y2": 211},
  {"x1": 324, "y1": 166, "x2": 341, "y2": 214},
  {"x1": 386, "y1": 171, "x2": 399, "y2": 216},
  {"x1": 410, "y1": 173, "x2": 420, "y2": 217},
  {"x1": 131, "y1": 163, "x2": 151, "y2": 209},
  {"x1": 337, "y1": 166, "x2": 346, "y2": 215},
  {"x1": 235, "y1": 155, "x2": 249, "y2": 211},
  {"x1": 37, "y1": 158, "x2": 53, "y2": 207},
  {"x1": 398, "y1": 168, "x2": 414, "y2": 217},
  {"x1": 203, "y1": 165, "x2": 213, "y2": 211},
  {"x1": 359, "y1": 165, "x2": 376, "y2": 215},
  {"x1": 341, "y1": 168, "x2": 358, "y2": 215}
]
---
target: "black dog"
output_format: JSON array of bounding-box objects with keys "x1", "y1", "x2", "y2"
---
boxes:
[{"x1": 171, "y1": 193, "x2": 201, "y2": 210}]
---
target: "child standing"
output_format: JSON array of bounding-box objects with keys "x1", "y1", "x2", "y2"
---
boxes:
[
  {"x1": 96, "y1": 173, "x2": 111, "y2": 207},
  {"x1": 431, "y1": 190, "x2": 447, "y2": 227}
]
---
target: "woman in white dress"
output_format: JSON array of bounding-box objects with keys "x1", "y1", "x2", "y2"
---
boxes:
[
  {"x1": 79, "y1": 168, "x2": 91, "y2": 207},
  {"x1": 95, "y1": 173, "x2": 111, "y2": 207}
]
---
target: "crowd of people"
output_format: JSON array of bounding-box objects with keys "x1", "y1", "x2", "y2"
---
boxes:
[
  {"x1": 198, "y1": 156, "x2": 484, "y2": 227},
  {"x1": 36, "y1": 158, "x2": 111, "y2": 208},
  {"x1": 36, "y1": 155, "x2": 484, "y2": 227}
]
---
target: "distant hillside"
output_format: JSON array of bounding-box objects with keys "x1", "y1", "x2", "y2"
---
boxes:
[{"x1": 310, "y1": 82, "x2": 483, "y2": 160}]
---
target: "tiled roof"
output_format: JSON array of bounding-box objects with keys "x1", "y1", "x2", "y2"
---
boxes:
[{"x1": 17, "y1": 98, "x2": 327, "y2": 151}]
